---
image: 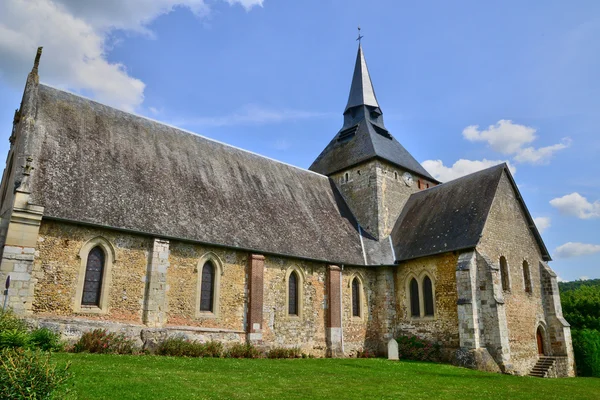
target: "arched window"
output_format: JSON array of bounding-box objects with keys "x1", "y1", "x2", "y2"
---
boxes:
[
  {"x1": 200, "y1": 261, "x2": 215, "y2": 312},
  {"x1": 81, "y1": 246, "x2": 105, "y2": 306},
  {"x1": 500, "y1": 256, "x2": 510, "y2": 291},
  {"x1": 523, "y1": 260, "x2": 532, "y2": 293},
  {"x1": 288, "y1": 271, "x2": 299, "y2": 315},
  {"x1": 344, "y1": 172, "x2": 349, "y2": 183},
  {"x1": 352, "y1": 277, "x2": 361, "y2": 317},
  {"x1": 410, "y1": 278, "x2": 420, "y2": 317},
  {"x1": 423, "y1": 276, "x2": 434, "y2": 316}
]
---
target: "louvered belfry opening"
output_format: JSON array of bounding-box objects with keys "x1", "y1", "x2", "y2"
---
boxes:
[
  {"x1": 352, "y1": 277, "x2": 360, "y2": 317},
  {"x1": 410, "y1": 278, "x2": 420, "y2": 317},
  {"x1": 288, "y1": 271, "x2": 298, "y2": 315},
  {"x1": 82, "y1": 246, "x2": 105, "y2": 306},
  {"x1": 200, "y1": 261, "x2": 215, "y2": 312}
]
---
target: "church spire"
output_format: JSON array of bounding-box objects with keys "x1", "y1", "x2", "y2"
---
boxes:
[{"x1": 344, "y1": 43, "x2": 380, "y2": 113}]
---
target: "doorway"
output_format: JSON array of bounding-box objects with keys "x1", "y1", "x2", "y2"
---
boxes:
[{"x1": 536, "y1": 327, "x2": 545, "y2": 355}]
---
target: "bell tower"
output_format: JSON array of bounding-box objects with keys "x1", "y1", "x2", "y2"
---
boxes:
[{"x1": 309, "y1": 43, "x2": 438, "y2": 240}]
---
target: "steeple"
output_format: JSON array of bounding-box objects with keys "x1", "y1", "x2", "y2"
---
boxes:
[
  {"x1": 309, "y1": 43, "x2": 435, "y2": 182},
  {"x1": 345, "y1": 44, "x2": 380, "y2": 112}
]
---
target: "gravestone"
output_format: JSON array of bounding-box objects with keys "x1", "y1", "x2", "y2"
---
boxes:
[{"x1": 387, "y1": 339, "x2": 399, "y2": 360}]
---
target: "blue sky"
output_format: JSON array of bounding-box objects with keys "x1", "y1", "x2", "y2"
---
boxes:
[{"x1": 0, "y1": 0, "x2": 598, "y2": 281}]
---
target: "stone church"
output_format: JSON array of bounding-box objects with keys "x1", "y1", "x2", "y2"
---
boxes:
[{"x1": 0, "y1": 45, "x2": 574, "y2": 376}]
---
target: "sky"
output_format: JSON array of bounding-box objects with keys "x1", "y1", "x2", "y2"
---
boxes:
[{"x1": 0, "y1": 0, "x2": 598, "y2": 281}]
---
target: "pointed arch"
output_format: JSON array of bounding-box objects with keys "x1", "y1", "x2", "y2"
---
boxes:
[
  {"x1": 195, "y1": 252, "x2": 224, "y2": 318},
  {"x1": 423, "y1": 275, "x2": 435, "y2": 316},
  {"x1": 285, "y1": 266, "x2": 305, "y2": 318},
  {"x1": 74, "y1": 236, "x2": 116, "y2": 314},
  {"x1": 409, "y1": 278, "x2": 420, "y2": 317},
  {"x1": 347, "y1": 272, "x2": 366, "y2": 319},
  {"x1": 523, "y1": 260, "x2": 532, "y2": 293},
  {"x1": 500, "y1": 256, "x2": 510, "y2": 292}
]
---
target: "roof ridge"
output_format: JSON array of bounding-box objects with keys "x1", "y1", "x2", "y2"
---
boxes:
[
  {"x1": 38, "y1": 83, "x2": 328, "y2": 179},
  {"x1": 419, "y1": 163, "x2": 506, "y2": 190}
]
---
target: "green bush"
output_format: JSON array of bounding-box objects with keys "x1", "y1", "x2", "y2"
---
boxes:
[
  {"x1": 0, "y1": 348, "x2": 74, "y2": 399},
  {"x1": 266, "y1": 347, "x2": 302, "y2": 359},
  {"x1": 29, "y1": 328, "x2": 64, "y2": 352},
  {"x1": 0, "y1": 310, "x2": 28, "y2": 332},
  {"x1": 72, "y1": 329, "x2": 136, "y2": 354},
  {"x1": 225, "y1": 343, "x2": 262, "y2": 359},
  {"x1": 156, "y1": 337, "x2": 223, "y2": 358},
  {"x1": 396, "y1": 335, "x2": 441, "y2": 362},
  {"x1": 0, "y1": 329, "x2": 30, "y2": 349},
  {"x1": 572, "y1": 329, "x2": 600, "y2": 377}
]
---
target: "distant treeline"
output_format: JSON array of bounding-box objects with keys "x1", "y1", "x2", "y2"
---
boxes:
[
  {"x1": 559, "y1": 278, "x2": 600, "y2": 293},
  {"x1": 559, "y1": 279, "x2": 600, "y2": 377}
]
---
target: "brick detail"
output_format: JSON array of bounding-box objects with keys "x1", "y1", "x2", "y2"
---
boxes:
[
  {"x1": 247, "y1": 254, "x2": 264, "y2": 343},
  {"x1": 327, "y1": 265, "x2": 341, "y2": 328}
]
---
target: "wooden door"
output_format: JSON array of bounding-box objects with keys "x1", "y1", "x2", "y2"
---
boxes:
[{"x1": 536, "y1": 328, "x2": 544, "y2": 355}]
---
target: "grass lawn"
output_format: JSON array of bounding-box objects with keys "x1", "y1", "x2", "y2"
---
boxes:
[{"x1": 52, "y1": 353, "x2": 599, "y2": 400}]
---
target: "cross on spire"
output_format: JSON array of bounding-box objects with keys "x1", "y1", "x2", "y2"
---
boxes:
[{"x1": 356, "y1": 26, "x2": 363, "y2": 43}]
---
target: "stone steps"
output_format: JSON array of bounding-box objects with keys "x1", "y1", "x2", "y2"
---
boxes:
[{"x1": 528, "y1": 356, "x2": 556, "y2": 378}]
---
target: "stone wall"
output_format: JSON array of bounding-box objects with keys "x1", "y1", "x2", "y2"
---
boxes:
[
  {"x1": 477, "y1": 171, "x2": 574, "y2": 376},
  {"x1": 261, "y1": 256, "x2": 328, "y2": 356},
  {"x1": 33, "y1": 220, "x2": 150, "y2": 323},
  {"x1": 340, "y1": 267, "x2": 378, "y2": 355},
  {"x1": 166, "y1": 242, "x2": 246, "y2": 332},
  {"x1": 331, "y1": 160, "x2": 435, "y2": 239},
  {"x1": 395, "y1": 253, "x2": 460, "y2": 354}
]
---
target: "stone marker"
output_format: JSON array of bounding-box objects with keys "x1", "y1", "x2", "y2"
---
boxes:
[{"x1": 387, "y1": 339, "x2": 399, "y2": 360}]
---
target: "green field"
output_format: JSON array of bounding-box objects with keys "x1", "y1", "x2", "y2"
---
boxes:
[{"x1": 52, "y1": 353, "x2": 600, "y2": 400}]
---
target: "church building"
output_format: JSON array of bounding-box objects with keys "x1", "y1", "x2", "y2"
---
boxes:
[{"x1": 0, "y1": 45, "x2": 574, "y2": 376}]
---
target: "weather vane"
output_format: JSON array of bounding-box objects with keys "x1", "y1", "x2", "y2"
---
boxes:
[{"x1": 357, "y1": 26, "x2": 363, "y2": 43}]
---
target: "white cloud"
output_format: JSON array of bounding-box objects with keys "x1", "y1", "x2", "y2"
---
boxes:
[
  {"x1": 513, "y1": 138, "x2": 572, "y2": 164},
  {"x1": 462, "y1": 120, "x2": 570, "y2": 165},
  {"x1": 463, "y1": 120, "x2": 536, "y2": 155},
  {"x1": 0, "y1": 0, "x2": 262, "y2": 111},
  {"x1": 579, "y1": 276, "x2": 590, "y2": 281},
  {"x1": 533, "y1": 216, "x2": 551, "y2": 233},
  {"x1": 421, "y1": 159, "x2": 516, "y2": 182},
  {"x1": 556, "y1": 276, "x2": 565, "y2": 282},
  {"x1": 554, "y1": 242, "x2": 600, "y2": 258},
  {"x1": 171, "y1": 104, "x2": 331, "y2": 128},
  {"x1": 550, "y1": 192, "x2": 600, "y2": 219}
]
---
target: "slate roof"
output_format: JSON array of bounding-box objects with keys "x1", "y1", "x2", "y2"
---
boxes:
[
  {"x1": 345, "y1": 44, "x2": 379, "y2": 112},
  {"x1": 309, "y1": 117, "x2": 436, "y2": 179},
  {"x1": 391, "y1": 164, "x2": 551, "y2": 262},
  {"x1": 309, "y1": 45, "x2": 436, "y2": 181},
  {"x1": 27, "y1": 84, "x2": 367, "y2": 265}
]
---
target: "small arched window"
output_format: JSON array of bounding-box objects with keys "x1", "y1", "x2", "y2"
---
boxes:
[
  {"x1": 523, "y1": 261, "x2": 532, "y2": 293},
  {"x1": 500, "y1": 256, "x2": 510, "y2": 291},
  {"x1": 200, "y1": 261, "x2": 215, "y2": 312},
  {"x1": 344, "y1": 172, "x2": 349, "y2": 183},
  {"x1": 423, "y1": 276, "x2": 434, "y2": 316},
  {"x1": 352, "y1": 277, "x2": 361, "y2": 317},
  {"x1": 81, "y1": 246, "x2": 105, "y2": 306},
  {"x1": 410, "y1": 278, "x2": 420, "y2": 317},
  {"x1": 288, "y1": 271, "x2": 299, "y2": 315}
]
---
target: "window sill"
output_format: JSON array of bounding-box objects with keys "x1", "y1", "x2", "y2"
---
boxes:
[
  {"x1": 410, "y1": 315, "x2": 436, "y2": 321},
  {"x1": 76, "y1": 305, "x2": 107, "y2": 315},
  {"x1": 195, "y1": 311, "x2": 218, "y2": 319}
]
